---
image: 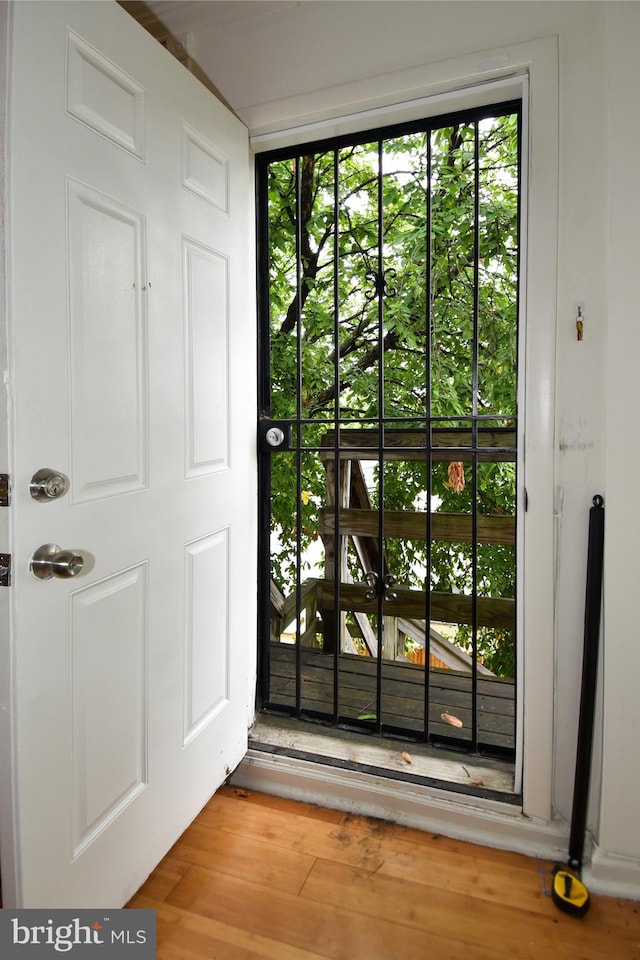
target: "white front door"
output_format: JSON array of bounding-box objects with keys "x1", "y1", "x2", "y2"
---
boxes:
[{"x1": 2, "y1": 0, "x2": 255, "y2": 907}]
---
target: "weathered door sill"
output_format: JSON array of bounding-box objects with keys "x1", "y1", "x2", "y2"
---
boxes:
[{"x1": 249, "y1": 713, "x2": 518, "y2": 804}]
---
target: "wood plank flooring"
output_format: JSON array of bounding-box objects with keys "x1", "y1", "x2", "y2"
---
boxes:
[
  {"x1": 269, "y1": 644, "x2": 515, "y2": 750},
  {"x1": 127, "y1": 786, "x2": 640, "y2": 960}
]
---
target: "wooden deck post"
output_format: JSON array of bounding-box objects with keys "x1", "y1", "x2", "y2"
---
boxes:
[
  {"x1": 382, "y1": 616, "x2": 399, "y2": 660},
  {"x1": 322, "y1": 458, "x2": 351, "y2": 654}
]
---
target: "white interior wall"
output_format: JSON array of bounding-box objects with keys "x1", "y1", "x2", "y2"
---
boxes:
[
  {"x1": 184, "y1": 0, "x2": 636, "y2": 879},
  {"x1": 599, "y1": 0, "x2": 640, "y2": 872}
]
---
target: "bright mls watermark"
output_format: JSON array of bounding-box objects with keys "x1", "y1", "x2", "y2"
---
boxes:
[{"x1": 0, "y1": 910, "x2": 155, "y2": 958}]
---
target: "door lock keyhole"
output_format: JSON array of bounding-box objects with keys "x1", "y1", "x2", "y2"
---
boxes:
[{"x1": 30, "y1": 468, "x2": 70, "y2": 502}]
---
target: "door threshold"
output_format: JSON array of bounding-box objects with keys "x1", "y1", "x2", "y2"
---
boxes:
[{"x1": 250, "y1": 713, "x2": 517, "y2": 803}]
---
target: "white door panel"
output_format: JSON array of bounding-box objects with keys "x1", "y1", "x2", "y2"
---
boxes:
[{"x1": 4, "y1": 0, "x2": 255, "y2": 907}]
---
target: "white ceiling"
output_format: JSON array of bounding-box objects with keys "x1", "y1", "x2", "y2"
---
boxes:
[
  {"x1": 143, "y1": 0, "x2": 301, "y2": 36},
  {"x1": 135, "y1": 1, "x2": 551, "y2": 135},
  {"x1": 136, "y1": 1, "x2": 447, "y2": 127},
  {"x1": 135, "y1": 0, "x2": 308, "y2": 114}
]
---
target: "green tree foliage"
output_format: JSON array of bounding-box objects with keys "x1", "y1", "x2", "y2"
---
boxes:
[{"x1": 265, "y1": 112, "x2": 519, "y2": 677}]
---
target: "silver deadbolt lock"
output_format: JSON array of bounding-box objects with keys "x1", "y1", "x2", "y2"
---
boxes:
[
  {"x1": 30, "y1": 543, "x2": 84, "y2": 580},
  {"x1": 30, "y1": 468, "x2": 70, "y2": 502},
  {"x1": 258, "y1": 419, "x2": 292, "y2": 452},
  {"x1": 265, "y1": 427, "x2": 285, "y2": 447}
]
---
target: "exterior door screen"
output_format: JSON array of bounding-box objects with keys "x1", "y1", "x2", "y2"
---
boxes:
[{"x1": 257, "y1": 101, "x2": 520, "y2": 759}]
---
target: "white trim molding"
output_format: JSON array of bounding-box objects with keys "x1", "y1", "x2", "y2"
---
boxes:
[
  {"x1": 247, "y1": 36, "x2": 557, "y2": 147},
  {"x1": 583, "y1": 844, "x2": 640, "y2": 901},
  {"x1": 233, "y1": 749, "x2": 569, "y2": 863},
  {"x1": 250, "y1": 75, "x2": 524, "y2": 153}
]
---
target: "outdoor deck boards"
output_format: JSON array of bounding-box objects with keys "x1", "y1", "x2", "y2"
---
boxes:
[{"x1": 268, "y1": 643, "x2": 515, "y2": 751}]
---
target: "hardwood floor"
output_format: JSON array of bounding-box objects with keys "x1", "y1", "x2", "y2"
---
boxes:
[{"x1": 127, "y1": 786, "x2": 640, "y2": 959}]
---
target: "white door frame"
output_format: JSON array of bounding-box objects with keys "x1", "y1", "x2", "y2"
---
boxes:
[{"x1": 247, "y1": 36, "x2": 560, "y2": 834}]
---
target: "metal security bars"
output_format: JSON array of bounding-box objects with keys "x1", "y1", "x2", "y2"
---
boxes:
[{"x1": 257, "y1": 101, "x2": 521, "y2": 761}]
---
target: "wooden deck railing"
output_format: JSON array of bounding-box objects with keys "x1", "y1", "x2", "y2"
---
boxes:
[
  {"x1": 270, "y1": 427, "x2": 516, "y2": 667},
  {"x1": 318, "y1": 507, "x2": 515, "y2": 546},
  {"x1": 320, "y1": 426, "x2": 516, "y2": 461}
]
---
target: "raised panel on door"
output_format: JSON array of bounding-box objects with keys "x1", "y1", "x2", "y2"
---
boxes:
[
  {"x1": 184, "y1": 529, "x2": 230, "y2": 744},
  {"x1": 183, "y1": 237, "x2": 229, "y2": 477},
  {"x1": 71, "y1": 564, "x2": 148, "y2": 857},
  {"x1": 181, "y1": 121, "x2": 229, "y2": 211},
  {"x1": 67, "y1": 178, "x2": 148, "y2": 501},
  {"x1": 66, "y1": 28, "x2": 146, "y2": 159}
]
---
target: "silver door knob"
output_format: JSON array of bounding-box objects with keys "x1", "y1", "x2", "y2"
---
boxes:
[
  {"x1": 30, "y1": 543, "x2": 84, "y2": 580},
  {"x1": 30, "y1": 468, "x2": 70, "y2": 501}
]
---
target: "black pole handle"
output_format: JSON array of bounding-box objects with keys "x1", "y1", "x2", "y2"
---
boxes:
[{"x1": 568, "y1": 495, "x2": 605, "y2": 872}]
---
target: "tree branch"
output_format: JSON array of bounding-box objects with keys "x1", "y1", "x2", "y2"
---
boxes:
[{"x1": 308, "y1": 329, "x2": 399, "y2": 415}]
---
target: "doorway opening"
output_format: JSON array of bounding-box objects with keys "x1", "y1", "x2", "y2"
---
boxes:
[{"x1": 256, "y1": 100, "x2": 521, "y2": 796}]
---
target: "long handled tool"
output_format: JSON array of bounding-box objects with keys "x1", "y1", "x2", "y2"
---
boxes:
[{"x1": 552, "y1": 495, "x2": 605, "y2": 918}]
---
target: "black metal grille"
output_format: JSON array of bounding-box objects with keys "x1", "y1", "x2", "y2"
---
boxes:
[{"x1": 257, "y1": 100, "x2": 521, "y2": 761}]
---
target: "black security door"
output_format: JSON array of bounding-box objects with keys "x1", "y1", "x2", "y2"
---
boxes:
[{"x1": 257, "y1": 102, "x2": 521, "y2": 759}]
